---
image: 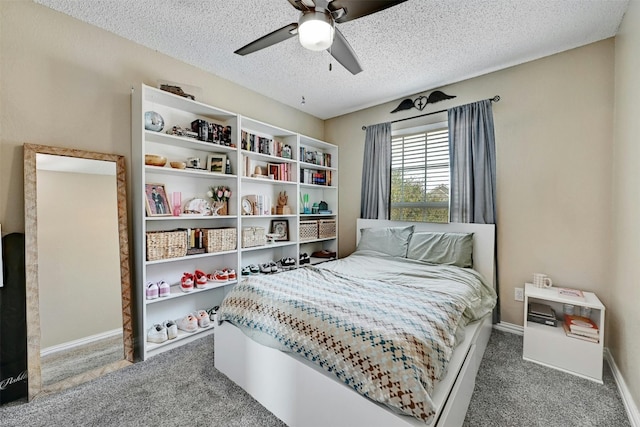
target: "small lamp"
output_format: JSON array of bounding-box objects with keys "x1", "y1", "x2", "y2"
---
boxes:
[{"x1": 298, "y1": 11, "x2": 335, "y2": 51}]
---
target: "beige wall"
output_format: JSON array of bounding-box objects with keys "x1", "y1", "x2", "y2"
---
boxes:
[
  {"x1": 37, "y1": 170, "x2": 121, "y2": 347},
  {"x1": 325, "y1": 40, "x2": 615, "y2": 329},
  {"x1": 0, "y1": 0, "x2": 324, "y2": 234},
  {"x1": 612, "y1": 0, "x2": 640, "y2": 411}
]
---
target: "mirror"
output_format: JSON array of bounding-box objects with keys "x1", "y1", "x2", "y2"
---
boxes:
[{"x1": 24, "y1": 143, "x2": 134, "y2": 400}]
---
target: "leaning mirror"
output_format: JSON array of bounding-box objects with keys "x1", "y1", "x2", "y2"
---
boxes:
[{"x1": 24, "y1": 143, "x2": 134, "y2": 400}]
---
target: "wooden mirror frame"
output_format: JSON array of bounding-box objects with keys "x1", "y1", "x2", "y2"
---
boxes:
[{"x1": 24, "y1": 143, "x2": 134, "y2": 400}]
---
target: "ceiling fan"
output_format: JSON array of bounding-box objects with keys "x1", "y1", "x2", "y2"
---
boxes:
[{"x1": 234, "y1": 0, "x2": 407, "y2": 75}]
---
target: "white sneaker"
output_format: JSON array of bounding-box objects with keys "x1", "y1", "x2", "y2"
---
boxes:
[
  {"x1": 194, "y1": 310, "x2": 210, "y2": 328},
  {"x1": 175, "y1": 314, "x2": 198, "y2": 333},
  {"x1": 163, "y1": 320, "x2": 178, "y2": 339},
  {"x1": 147, "y1": 324, "x2": 168, "y2": 343}
]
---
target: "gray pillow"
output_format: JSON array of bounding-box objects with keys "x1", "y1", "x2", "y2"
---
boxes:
[
  {"x1": 406, "y1": 232, "x2": 473, "y2": 267},
  {"x1": 356, "y1": 225, "x2": 415, "y2": 257}
]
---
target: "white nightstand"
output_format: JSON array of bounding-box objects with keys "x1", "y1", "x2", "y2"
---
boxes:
[{"x1": 522, "y1": 283, "x2": 605, "y2": 383}]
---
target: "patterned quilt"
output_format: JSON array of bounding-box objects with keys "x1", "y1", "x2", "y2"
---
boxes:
[{"x1": 218, "y1": 256, "x2": 495, "y2": 423}]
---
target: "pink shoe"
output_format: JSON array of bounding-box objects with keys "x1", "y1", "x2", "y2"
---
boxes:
[
  {"x1": 194, "y1": 310, "x2": 210, "y2": 328},
  {"x1": 158, "y1": 280, "x2": 170, "y2": 297},
  {"x1": 146, "y1": 282, "x2": 159, "y2": 300},
  {"x1": 180, "y1": 273, "x2": 194, "y2": 293},
  {"x1": 175, "y1": 314, "x2": 198, "y2": 333},
  {"x1": 194, "y1": 270, "x2": 208, "y2": 289}
]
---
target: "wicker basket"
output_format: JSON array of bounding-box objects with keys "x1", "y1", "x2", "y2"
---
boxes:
[
  {"x1": 318, "y1": 219, "x2": 336, "y2": 239},
  {"x1": 204, "y1": 227, "x2": 237, "y2": 253},
  {"x1": 146, "y1": 230, "x2": 188, "y2": 261},
  {"x1": 299, "y1": 220, "x2": 318, "y2": 241},
  {"x1": 242, "y1": 226, "x2": 266, "y2": 248}
]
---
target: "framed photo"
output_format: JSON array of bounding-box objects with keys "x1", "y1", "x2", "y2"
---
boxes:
[
  {"x1": 270, "y1": 219, "x2": 289, "y2": 241},
  {"x1": 145, "y1": 183, "x2": 171, "y2": 216},
  {"x1": 207, "y1": 153, "x2": 226, "y2": 174},
  {"x1": 267, "y1": 163, "x2": 280, "y2": 180}
]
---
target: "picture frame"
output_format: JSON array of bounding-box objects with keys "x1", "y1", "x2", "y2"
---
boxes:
[
  {"x1": 267, "y1": 163, "x2": 280, "y2": 180},
  {"x1": 207, "y1": 153, "x2": 226, "y2": 174},
  {"x1": 145, "y1": 183, "x2": 171, "y2": 216},
  {"x1": 270, "y1": 219, "x2": 289, "y2": 241}
]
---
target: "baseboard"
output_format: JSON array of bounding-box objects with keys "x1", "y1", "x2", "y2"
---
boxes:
[
  {"x1": 493, "y1": 321, "x2": 523, "y2": 335},
  {"x1": 605, "y1": 348, "x2": 640, "y2": 427},
  {"x1": 41, "y1": 328, "x2": 122, "y2": 357}
]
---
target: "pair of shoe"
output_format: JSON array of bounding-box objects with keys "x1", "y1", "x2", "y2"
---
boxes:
[
  {"x1": 299, "y1": 253, "x2": 311, "y2": 264},
  {"x1": 146, "y1": 281, "x2": 170, "y2": 299},
  {"x1": 181, "y1": 270, "x2": 209, "y2": 293},
  {"x1": 260, "y1": 261, "x2": 280, "y2": 274},
  {"x1": 206, "y1": 268, "x2": 237, "y2": 283},
  {"x1": 279, "y1": 257, "x2": 296, "y2": 268},
  {"x1": 175, "y1": 310, "x2": 210, "y2": 333},
  {"x1": 241, "y1": 264, "x2": 260, "y2": 276},
  {"x1": 147, "y1": 320, "x2": 178, "y2": 343}
]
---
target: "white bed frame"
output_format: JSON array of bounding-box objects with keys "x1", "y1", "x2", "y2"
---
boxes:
[{"x1": 215, "y1": 219, "x2": 495, "y2": 427}]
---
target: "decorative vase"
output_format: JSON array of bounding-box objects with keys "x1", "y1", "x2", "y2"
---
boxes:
[{"x1": 212, "y1": 201, "x2": 227, "y2": 216}]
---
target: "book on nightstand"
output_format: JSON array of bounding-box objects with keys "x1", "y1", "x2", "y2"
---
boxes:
[{"x1": 563, "y1": 314, "x2": 599, "y2": 342}]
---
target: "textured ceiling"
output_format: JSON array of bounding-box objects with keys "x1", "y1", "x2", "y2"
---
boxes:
[{"x1": 35, "y1": 0, "x2": 628, "y2": 120}]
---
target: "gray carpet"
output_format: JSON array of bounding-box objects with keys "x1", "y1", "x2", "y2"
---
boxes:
[
  {"x1": 463, "y1": 330, "x2": 630, "y2": 427},
  {"x1": 0, "y1": 330, "x2": 630, "y2": 427}
]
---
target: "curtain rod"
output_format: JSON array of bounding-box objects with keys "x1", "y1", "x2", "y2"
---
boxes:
[{"x1": 361, "y1": 95, "x2": 500, "y2": 130}]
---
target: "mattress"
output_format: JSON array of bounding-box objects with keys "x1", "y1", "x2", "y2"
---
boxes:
[{"x1": 217, "y1": 251, "x2": 496, "y2": 423}]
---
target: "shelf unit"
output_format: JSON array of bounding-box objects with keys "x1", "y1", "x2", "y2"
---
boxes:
[
  {"x1": 522, "y1": 283, "x2": 605, "y2": 383},
  {"x1": 132, "y1": 84, "x2": 338, "y2": 359}
]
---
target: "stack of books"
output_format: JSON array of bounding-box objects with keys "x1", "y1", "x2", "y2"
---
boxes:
[{"x1": 563, "y1": 314, "x2": 599, "y2": 343}]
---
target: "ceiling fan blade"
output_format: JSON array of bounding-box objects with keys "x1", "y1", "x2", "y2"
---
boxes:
[
  {"x1": 329, "y1": 27, "x2": 363, "y2": 75},
  {"x1": 234, "y1": 23, "x2": 298, "y2": 56},
  {"x1": 329, "y1": 0, "x2": 408, "y2": 24},
  {"x1": 286, "y1": 0, "x2": 313, "y2": 12}
]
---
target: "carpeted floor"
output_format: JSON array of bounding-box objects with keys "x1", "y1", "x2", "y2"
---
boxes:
[
  {"x1": 463, "y1": 330, "x2": 630, "y2": 427},
  {"x1": 0, "y1": 329, "x2": 630, "y2": 427}
]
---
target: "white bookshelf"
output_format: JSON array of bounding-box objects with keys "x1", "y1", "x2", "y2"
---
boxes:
[{"x1": 132, "y1": 84, "x2": 338, "y2": 359}]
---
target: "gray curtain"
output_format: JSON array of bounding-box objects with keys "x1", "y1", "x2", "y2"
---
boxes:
[
  {"x1": 448, "y1": 99, "x2": 496, "y2": 223},
  {"x1": 360, "y1": 122, "x2": 392, "y2": 219},
  {"x1": 448, "y1": 99, "x2": 499, "y2": 322}
]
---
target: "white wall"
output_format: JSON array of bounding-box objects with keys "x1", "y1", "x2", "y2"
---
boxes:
[
  {"x1": 612, "y1": 0, "x2": 640, "y2": 412},
  {"x1": 325, "y1": 39, "x2": 615, "y2": 330},
  {"x1": 0, "y1": 0, "x2": 325, "y2": 235}
]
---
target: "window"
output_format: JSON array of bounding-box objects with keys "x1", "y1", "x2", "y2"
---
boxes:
[{"x1": 391, "y1": 125, "x2": 450, "y2": 223}]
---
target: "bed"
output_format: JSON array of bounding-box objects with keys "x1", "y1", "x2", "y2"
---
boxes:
[{"x1": 214, "y1": 219, "x2": 496, "y2": 427}]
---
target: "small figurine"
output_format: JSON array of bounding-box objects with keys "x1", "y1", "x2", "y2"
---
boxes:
[{"x1": 276, "y1": 191, "x2": 291, "y2": 215}]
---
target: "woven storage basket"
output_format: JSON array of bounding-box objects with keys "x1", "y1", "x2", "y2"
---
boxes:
[
  {"x1": 242, "y1": 226, "x2": 266, "y2": 248},
  {"x1": 146, "y1": 230, "x2": 188, "y2": 261},
  {"x1": 204, "y1": 227, "x2": 237, "y2": 253},
  {"x1": 318, "y1": 219, "x2": 336, "y2": 239},
  {"x1": 299, "y1": 220, "x2": 318, "y2": 241}
]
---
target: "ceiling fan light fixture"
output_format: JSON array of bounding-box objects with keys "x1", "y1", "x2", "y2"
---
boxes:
[{"x1": 298, "y1": 11, "x2": 334, "y2": 51}]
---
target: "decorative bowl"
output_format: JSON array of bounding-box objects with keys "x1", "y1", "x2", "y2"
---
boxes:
[
  {"x1": 145, "y1": 154, "x2": 167, "y2": 167},
  {"x1": 170, "y1": 161, "x2": 186, "y2": 169}
]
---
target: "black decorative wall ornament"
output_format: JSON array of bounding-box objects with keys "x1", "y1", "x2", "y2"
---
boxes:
[{"x1": 390, "y1": 90, "x2": 456, "y2": 113}]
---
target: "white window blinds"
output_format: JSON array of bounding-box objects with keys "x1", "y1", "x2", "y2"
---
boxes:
[{"x1": 391, "y1": 128, "x2": 450, "y2": 223}]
